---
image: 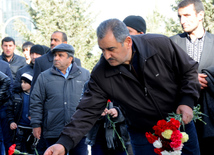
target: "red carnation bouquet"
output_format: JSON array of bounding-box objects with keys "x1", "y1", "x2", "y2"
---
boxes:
[
  {"x1": 145, "y1": 104, "x2": 206, "y2": 155},
  {"x1": 145, "y1": 118, "x2": 188, "y2": 155}
]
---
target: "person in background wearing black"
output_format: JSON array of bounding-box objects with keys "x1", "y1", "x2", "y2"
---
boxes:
[
  {"x1": 13, "y1": 44, "x2": 46, "y2": 93},
  {"x1": 0, "y1": 60, "x2": 13, "y2": 155}
]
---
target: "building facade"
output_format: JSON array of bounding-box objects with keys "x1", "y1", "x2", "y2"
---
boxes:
[{"x1": 0, "y1": 0, "x2": 33, "y2": 46}]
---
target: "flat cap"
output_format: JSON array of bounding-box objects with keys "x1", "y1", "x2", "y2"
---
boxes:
[{"x1": 52, "y1": 43, "x2": 75, "y2": 56}]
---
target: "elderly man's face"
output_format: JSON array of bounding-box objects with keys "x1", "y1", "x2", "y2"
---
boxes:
[
  {"x1": 53, "y1": 51, "x2": 73, "y2": 73},
  {"x1": 98, "y1": 31, "x2": 132, "y2": 66}
]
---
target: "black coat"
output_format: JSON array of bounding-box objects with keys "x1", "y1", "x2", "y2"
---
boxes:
[
  {"x1": 7, "y1": 93, "x2": 23, "y2": 125},
  {"x1": 0, "y1": 60, "x2": 13, "y2": 94},
  {"x1": 199, "y1": 66, "x2": 214, "y2": 138},
  {"x1": 0, "y1": 71, "x2": 11, "y2": 107},
  {"x1": 31, "y1": 51, "x2": 81, "y2": 91},
  {"x1": 57, "y1": 34, "x2": 200, "y2": 151}
]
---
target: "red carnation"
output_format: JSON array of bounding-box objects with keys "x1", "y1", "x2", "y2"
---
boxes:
[
  {"x1": 170, "y1": 139, "x2": 182, "y2": 149},
  {"x1": 168, "y1": 118, "x2": 180, "y2": 130},
  {"x1": 154, "y1": 148, "x2": 163, "y2": 155},
  {"x1": 8, "y1": 144, "x2": 27, "y2": 155},
  {"x1": 171, "y1": 130, "x2": 183, "y2": 142},
  {"x1": 153, "y1": 120, "x2": 167, "y2": 136},
  {"x1": 145, "y1": 132, "x2": 158, "y2": 144},
  {"x1": 8, "y1": 144, "x2": 16, "y2": 155}
]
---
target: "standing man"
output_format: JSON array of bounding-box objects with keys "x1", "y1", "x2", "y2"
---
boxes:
[
  {"x1": 0, "y1": 37, "x2": 27, "y2": 81},
  {"x1": 31, "y1": 31, "x2": 81, "y2": 90},
  {"x1": 170, "y1": 0, "x2": 214, "y2": 154},
  {"x1": 123, "y1": 15, "x2": 147, "y2": 35},
  {"x1": 30, "y1": 43, "x2": 89, "y2": 155},
  {"x1": 44, "y1": 19, "x2": 200, "y2": 155},
  {"x1": 13, "y1": 44, "x2": 46, "y2": 93},
  {"x1": 0, "y1": 71, "x2": 11, "y2": 155},
  {"x1": 0, "y1": 60, "x2": 13, "y2": 155}
]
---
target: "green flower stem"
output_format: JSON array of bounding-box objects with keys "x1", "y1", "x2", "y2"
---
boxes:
[
  {"x1": 107, "y1": 114, "x2": 129, "y2": 155},
  {"x1": 106, "y1": 101, "x2": 129, "y2": 155},
  {"x1": 166, "y1": 104, "x2": 207, "y2": 130},
  {"x1": 35, "y1": 148, "x2": 39, "y2": 155}
]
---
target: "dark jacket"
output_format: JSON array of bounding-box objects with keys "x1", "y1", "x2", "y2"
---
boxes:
[
  {"x1": 0, "y1": 53, "x2": 27, "y2": 80},
  {"x1": 31, "y1": 51, "x2": 81, "y2": 91},
  {"x1": 0, "y1": 71, "x2": 11, "y2": 107},
  {"x1": 13, "y1": 63, "x2": 34, "y2": 93},
  {"x1": 7, "y1": 93, "x2": 23, "y2": 125},
  {"x1": 30, "y1": 62, "x2": 90, "y2": 138},
  {"x1": 57, "y1": 34, "x2": 200, "y2": 151},
  {"x1": 85, "y1": 102, "x2": 130, "y2": 150},
  {"x1": 0, "y1": 60, "x2": 13, "y2": 95},
  {"x1": 199, "y1": 66, "x2": 214, "y2": 138}
]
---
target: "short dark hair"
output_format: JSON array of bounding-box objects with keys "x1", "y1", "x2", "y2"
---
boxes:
[
  {"x1": 1, "y1": 37, "x2": 15, "y2": 45},
  {"x1": 178, "y1": 0, "x2": 204, "y2": 13},
  {"x1": 22, "y1": 41, "x2": 34, "y2": 51},
  {"x1": 97, "y1": 18, "x2": 130, "y2": 45},
  {"x1": 53, "y1": 31, "x2": 67, "y2": 42}
]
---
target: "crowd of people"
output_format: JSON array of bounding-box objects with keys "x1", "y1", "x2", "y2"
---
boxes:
[{"x1": 0, "y1": 0, "x2": 214, "y2": 155}]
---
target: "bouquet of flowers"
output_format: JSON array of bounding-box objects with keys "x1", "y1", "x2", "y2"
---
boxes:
[
  {"x1": 145, "y1": 118, "x2": 188, "y2": 155},
  {"x1": 145, "y1": 104, "x2": 206, "y2": 155}
]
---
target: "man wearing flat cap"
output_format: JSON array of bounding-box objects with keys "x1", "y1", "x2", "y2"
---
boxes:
[
  {"x1": 123, "y1": 15, "x2": 147, "y2": 35},
  {"x1": 30, "y1": 43, "x2": 90, "y2": 155}
]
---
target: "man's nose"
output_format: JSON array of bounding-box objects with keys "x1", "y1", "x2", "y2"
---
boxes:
[
  {"x1": 180, "y1": 16, "x2": 186, "y2": 25},
  {"x1": 104, "y1": 51, "x2": 111, "y2": 60}
]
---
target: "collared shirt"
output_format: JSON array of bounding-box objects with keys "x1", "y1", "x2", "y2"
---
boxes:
[
  {"x1": 186, "y1": 32, "x2": 206, "y2": 63},
  {"x1": 56, "y1": 63, "x2": 73, "y2": 78}
]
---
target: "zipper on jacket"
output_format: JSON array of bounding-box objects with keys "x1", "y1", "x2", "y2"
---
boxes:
[{"x1": 144, "y1": 87, "x2": 148, "y2": 97}]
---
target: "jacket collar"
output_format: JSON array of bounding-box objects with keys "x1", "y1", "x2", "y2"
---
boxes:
[
  {"x1": 105, "y1": 35, "x2": 157, "y2": 79},
  {"x1": 51, "y1": 62, "x2": 80, "y2": 79},
  {"x1": 47, "y1": 51, "x2": 54, "y2": 62},
  {"x1": 1, "y1": 52, "x2": 15, "y2": 62}
]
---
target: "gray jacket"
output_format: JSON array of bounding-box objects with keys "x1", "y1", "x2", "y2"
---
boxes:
[
  {"x1": 30, "y1": 62, "x2": 90, "y2": 138},
  {"x1": 170, "y1": 32, "x2": 214, "y2": 72},
  {"x1": 0, "y1": 53, "x2": 26, "y2": 80}
]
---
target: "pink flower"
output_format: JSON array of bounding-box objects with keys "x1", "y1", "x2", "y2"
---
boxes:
[{"x1": 170, "y1": 139, "x2": 182, "y2": 149}]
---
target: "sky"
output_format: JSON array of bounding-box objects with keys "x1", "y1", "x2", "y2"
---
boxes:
[{"x1": 90, "y1": 0, "x2": 177, "y2": 29}]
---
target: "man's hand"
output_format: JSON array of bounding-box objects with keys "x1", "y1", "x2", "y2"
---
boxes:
[
  {"x1": 33, "y1": 127, "x2": 41, "y2": 139},
  {"x1": 10, "y1": 122, "x2": 17, "y2": 130},
  {"x1": 198, "y1": 73, "x2": 207, "y2": 89},
  {"x1": 101, "y1": 108, "x2": 118, "y2": 118},
  {"x1": 44, "y1": 144, "x2": 66, "y2": 155},
  {"x1": 176, "y1": 105, "x2": 193, "y2": 124}
]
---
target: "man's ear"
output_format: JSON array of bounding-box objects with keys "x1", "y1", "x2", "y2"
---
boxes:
[
  {"x1": 63, "y1": 41, "x2": 67, "y2": 44},
  {"x1": 124, "y1": 36, "x2": 132, "y2": 49},
  {"x1": 197, "y1": 11, "x2": 204, "y2": 21}
]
